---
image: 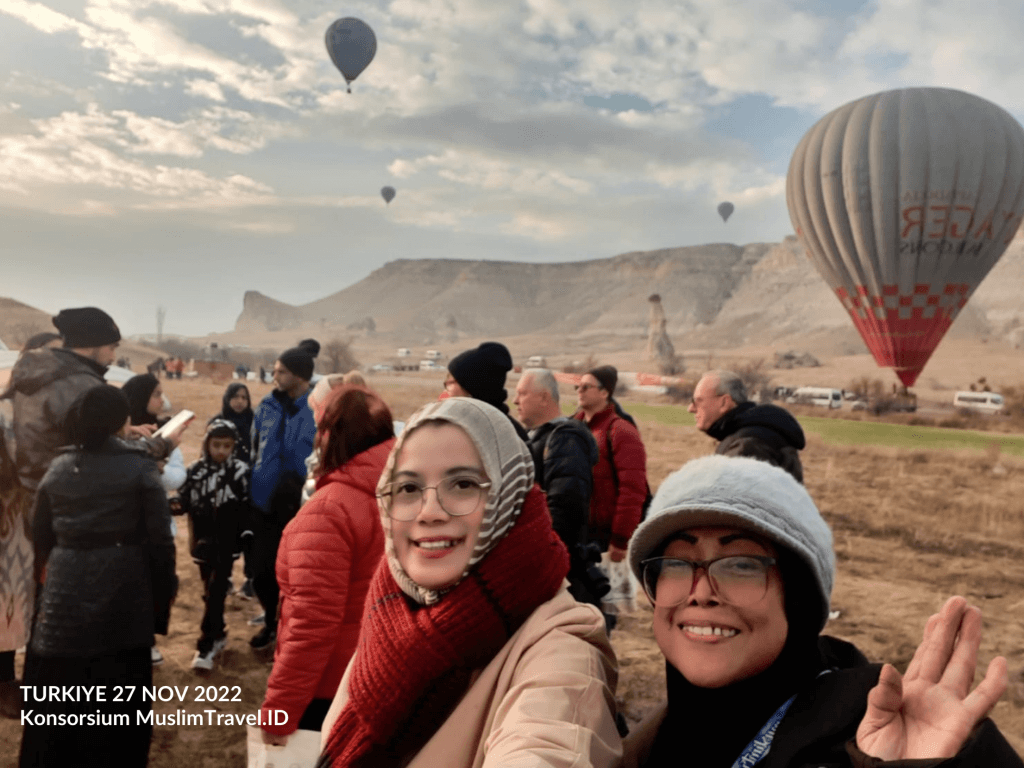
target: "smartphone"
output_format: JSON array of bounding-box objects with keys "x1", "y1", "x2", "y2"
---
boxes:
[{"x1": 153, "y1": 410, "x2": 195, "y2": 438}]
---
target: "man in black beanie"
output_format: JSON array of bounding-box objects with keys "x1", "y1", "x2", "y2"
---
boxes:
[
  {"x1": 4, "y1": 307, "x2": 182, "y2": 493},
  {"x1": 248, "y1": 346, "x2": 317, "y2": 650},
  {"x1": 445, "y1": 341, "x2": 529, "y2": 441}
]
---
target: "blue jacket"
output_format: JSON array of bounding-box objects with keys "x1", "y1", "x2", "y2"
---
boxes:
[{"x1": 251, "y1": 388, "x2": 316, "y2": 513}]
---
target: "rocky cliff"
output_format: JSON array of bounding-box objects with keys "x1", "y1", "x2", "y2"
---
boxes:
[{"x1": 234, "y1": 238, "x2": 1024, "y2": 352}]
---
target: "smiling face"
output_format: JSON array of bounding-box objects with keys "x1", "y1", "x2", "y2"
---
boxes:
[
  {"x1": 390, "y1": 423, "x2": 489, "y2": 591},
  {"x1": 651, "y1": 526, "x2": 787, "y2": 688}
]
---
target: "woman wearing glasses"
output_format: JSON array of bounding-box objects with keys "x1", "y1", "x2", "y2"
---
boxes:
[
  {"x1": 319, "y1": 397, "x2": 621, "y2": 768},
  {"x1": 623, "y1": 455, "x2": 1020, "y2": 768}
]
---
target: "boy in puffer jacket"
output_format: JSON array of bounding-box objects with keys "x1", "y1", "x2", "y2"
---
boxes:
[{"x1": 173, "y1": 419, "x2": 252, "y2": 670}]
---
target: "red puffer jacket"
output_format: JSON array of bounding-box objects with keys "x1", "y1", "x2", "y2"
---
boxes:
[
  {"x1": 574, "y1": 405, "x2": 647, "y2": 551},
  {"x1": 260, "y1": 437, "x2": 395, "y2": 734}
]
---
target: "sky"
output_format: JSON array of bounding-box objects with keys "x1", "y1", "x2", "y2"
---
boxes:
[{"x1": 3, "y1": 0, "x2": 1024, "y2": 337}]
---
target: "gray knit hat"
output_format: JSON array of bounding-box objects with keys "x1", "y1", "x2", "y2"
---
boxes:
[{"x1": 628, "y1": 455, "x2": 834, "y2": 631}]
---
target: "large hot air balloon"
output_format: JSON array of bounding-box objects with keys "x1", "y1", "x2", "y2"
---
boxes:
[
  {"x1": 325, "y1": 18, "x2": 376, "y2": 93},
  {"x1": 381, "y1": 186, "x2": 396, "y2": 204},
  {"x1": 717, "y1": 201, "x2": 734, "y2": 222},
  {"x1": 786, "y1": 87, "x2": 1024, "y2": 386}
]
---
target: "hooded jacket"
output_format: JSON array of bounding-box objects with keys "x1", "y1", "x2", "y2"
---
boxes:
[
  {"x1": 260, "y1": 438, "x2": 394, "y2": 734},
  {"x1": 706, "y1": 401, "x2": 806, "y2": 481},
  {"x1": 5, "y1": 348, "x2": 174, "y2": 491},
  {"x1": 6, "y1": 348, "x2": 107, "y2": 491}
]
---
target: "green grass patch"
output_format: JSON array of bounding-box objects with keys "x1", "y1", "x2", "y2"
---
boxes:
[{"x1": 568, "y1": 400, "x2": 1024, "y2": 457}]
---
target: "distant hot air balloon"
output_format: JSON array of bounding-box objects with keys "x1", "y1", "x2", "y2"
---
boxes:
[
  {"x1": 786, "y1": 87, "x2": 1024, "y2": 387},
  {"x1": 717, "y1": 201, "x2": 734, "y2": 222},
  {"x1": 325, "y1": 18, "x2": 376, "y2": 93},
  {"x1": 381, "y1": 186, "x2": 396, "y2": 204}
]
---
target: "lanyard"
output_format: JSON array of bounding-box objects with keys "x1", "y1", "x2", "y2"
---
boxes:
[{"x1": 730, "y1": 694, "x2": 797, "y2": 768}]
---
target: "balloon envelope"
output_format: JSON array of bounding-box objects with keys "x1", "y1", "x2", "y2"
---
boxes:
[
  {"x1": 381, "y1": 186, "x2": 396, "y2": 204},
  {"x1": 786, "y1": 87, "x2": 1024, "y2": 386},
  {"x1": 717, "y1": 201, "x2": 734, "y2": 222},
  {"x1": 325, "y1": 18, "x2": 376, "y2": 89}
]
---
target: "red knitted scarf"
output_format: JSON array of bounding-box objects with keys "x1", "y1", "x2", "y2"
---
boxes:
[{"x1": 320, "y1": 486, "x2": 569, "y2": 767}]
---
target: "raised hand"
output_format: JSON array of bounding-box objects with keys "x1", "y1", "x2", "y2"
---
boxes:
[{"x1": 856, "y1": 596, "x2": 1008, "y2": 761}]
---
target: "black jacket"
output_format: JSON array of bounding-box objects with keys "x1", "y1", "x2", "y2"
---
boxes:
[
  {"x1": 30, "y1": 437, "x2": 178, "y2": 657},
  {"x1": 624, "y1": 636, "x2": 1023, "y2": 768},
  {"x1": 527, "y1": 417, "x2": 599, "y2": 552},
  {"x1": 706, "y1": 401, "x2": 806, "y2": 482}
]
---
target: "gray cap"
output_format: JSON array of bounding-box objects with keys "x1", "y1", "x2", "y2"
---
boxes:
[{"x1": 628, "y1": 455, "x2": 834, "y2": 631}]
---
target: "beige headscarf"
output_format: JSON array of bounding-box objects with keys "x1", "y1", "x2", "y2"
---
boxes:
[{"x1": 377, "y1": 398, "x2": 534, "y2": 605}]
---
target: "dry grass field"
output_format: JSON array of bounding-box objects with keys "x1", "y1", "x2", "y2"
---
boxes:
[{"x1": 1, "y1": 374, "x2": 1022, "y2": 765}]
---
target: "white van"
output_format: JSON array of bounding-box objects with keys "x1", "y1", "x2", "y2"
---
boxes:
[
  {"x1": 952, "y1": 391, "x2": 1004, "y2": 414},
  {"x1": 419, "y1": 360, "x2": 443, "y2": 372},
  {"x1": 525, "y1": 355, "x2": 547, "y2": 368},
  {"x1": 425, "y1": 350, "x2": 443, "y2": 360},
  {"x1": 397, "y1": 348, "x2": 411, "y2": 358},
  {"x1": 786, "y1": 387, "x2": 842, "y2": 409}
]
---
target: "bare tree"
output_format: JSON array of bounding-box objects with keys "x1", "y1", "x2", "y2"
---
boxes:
[{"x1": 323, "y1": 338, "x2": 360, "y2": 374}]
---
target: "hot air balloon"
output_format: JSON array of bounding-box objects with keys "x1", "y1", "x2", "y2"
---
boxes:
[
  {"x1": 381, "y1": 186, "x2": 396, "y2": 204},
  {"x1": 325, "y1": 18, "x2": 376, "y2": 93},
  {"x1": 717, "y1": 201, "x2": 734, "y2": 222},
  {"x1": 786, "y1": 87, "x2": 1024, "y2": 386}
]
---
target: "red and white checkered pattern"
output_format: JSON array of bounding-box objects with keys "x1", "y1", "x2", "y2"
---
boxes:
[{"x1": 833, "y1": 283, "x2": 971, "y2": 386}]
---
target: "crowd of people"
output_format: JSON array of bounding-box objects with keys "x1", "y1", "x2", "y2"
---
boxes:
[{"x1": 0, "y1": 305, "x2": 1019, "y2": 767}]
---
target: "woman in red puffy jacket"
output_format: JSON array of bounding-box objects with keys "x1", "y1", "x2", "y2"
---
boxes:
[{"x1": 259, "y1": 385, "x2": 395, "y2": 744}]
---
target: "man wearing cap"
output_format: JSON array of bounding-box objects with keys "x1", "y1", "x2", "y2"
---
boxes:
[
  {"x1": 689, "y1": 370, "x2": 806, "y2": 482},
  {"x1": 444, "y1": 341, "x2": 529, "y2": 441},
  {"x1": 4, "y1": 307, "x2": 179, "y2": 493},
  {"x1": 572, "y1": 365, "x2": 648, "y2": 564},
  {"x1": 248, "y1": 347, "x2": 317, "y2": 650}
]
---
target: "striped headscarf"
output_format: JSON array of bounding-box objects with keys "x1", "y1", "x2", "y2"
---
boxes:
[{"x1": 377, "y1": 397, "x2": 534, "y2": 605}]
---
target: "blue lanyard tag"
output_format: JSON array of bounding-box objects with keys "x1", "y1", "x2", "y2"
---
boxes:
[{"x1": 730, "y1": 694, "x2": 797, "y2": 768}]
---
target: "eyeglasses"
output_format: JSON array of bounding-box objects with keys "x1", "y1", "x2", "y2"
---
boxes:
[
  {"x1": 377, "y1": 476, "x2": 491, "y2": 521},
  {"x1": 640, "y1": 555, "x2": 776, "y2": 608}
]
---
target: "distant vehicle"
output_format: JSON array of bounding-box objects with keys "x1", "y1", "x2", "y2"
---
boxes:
[
  {"x1": 419, "y1": 360, "x2": 443, "y2": 372},
  {"x1": 525, "y1": 355, "x2": 547, "y2": 368},
  {"x1": 952, "y1": 391, "x2": 1005, "y2": 414},
  {"x1": 425, "y1": 350, "x2": 443, "y2": 360},
  {"x1": 786, "y1": 387, "x2": 842, "y2": 409},
  {"x1": 370, "y1": 363, "x2": 393, "y2": 373},
  {"x1": 397, "y1": 348, "x2": 411, "y2": 357}
]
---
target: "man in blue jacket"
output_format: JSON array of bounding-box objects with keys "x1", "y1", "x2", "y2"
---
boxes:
[{"x1": 248, "y1": 347, "x2": 316, "y2": 650}]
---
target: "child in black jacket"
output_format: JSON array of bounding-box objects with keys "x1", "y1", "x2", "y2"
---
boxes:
[{"x1": 174, "y1": 419, "x2": 252, "y2": 670}]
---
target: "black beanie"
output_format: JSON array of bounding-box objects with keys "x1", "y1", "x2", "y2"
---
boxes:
[
  {"x1": 68, "y1": 385, "x2": 130, "y2": 451},
  {"x1": 278, "y1": 347, "x2": 314, "y2": 381},
  {"x1": 588, "y1": 365, "x2": 618, "y2": 395},
  {"x1": 53, "y1": 307, "x2": 121, "y2": 348},
  {"x1": 297, "y1": 338, "x2": 320, "y2": 358},
  {"x1": 447, "y1": 342, "x2": 514, "y2": 409}
]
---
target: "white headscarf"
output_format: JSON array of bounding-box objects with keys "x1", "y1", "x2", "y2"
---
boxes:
[{"x1": 377, "y1": 398, "x2": 534, "y2": 605}]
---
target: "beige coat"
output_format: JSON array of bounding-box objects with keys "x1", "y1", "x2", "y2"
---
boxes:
[{"x1": 321, "y1": 583, "x2": 623, "y2": 768}]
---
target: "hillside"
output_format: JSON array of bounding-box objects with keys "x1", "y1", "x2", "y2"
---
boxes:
[{"x1": 234, "y1": 237, "x2": 1024, "y2": 356}]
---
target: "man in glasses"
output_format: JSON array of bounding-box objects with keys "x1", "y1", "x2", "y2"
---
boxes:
[
  {"x1": 689, "y1": 370, "x2": 806, "y2": 483},
  {"x1": 573, "y1": 366, "x2": 648, "y2": 628}
]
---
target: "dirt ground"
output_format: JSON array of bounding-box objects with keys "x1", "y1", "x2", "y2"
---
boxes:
[{"x1": 1, "y1": 375, "x2": 1022, "y2": 765}]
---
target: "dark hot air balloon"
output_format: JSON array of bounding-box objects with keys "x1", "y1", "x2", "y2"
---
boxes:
[
  {"x1": 325, "y1": 18, "x2": 376, "y2": 93},
  {"x1": 786, "y1": 87, "x2": 1024, "y2": 386},
  {"x1": 381, "y1": 186, "x2": 396, "y2": 204},
  {"x1": 717, "y1": 201, "x2": 734, "y2": 222}
]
